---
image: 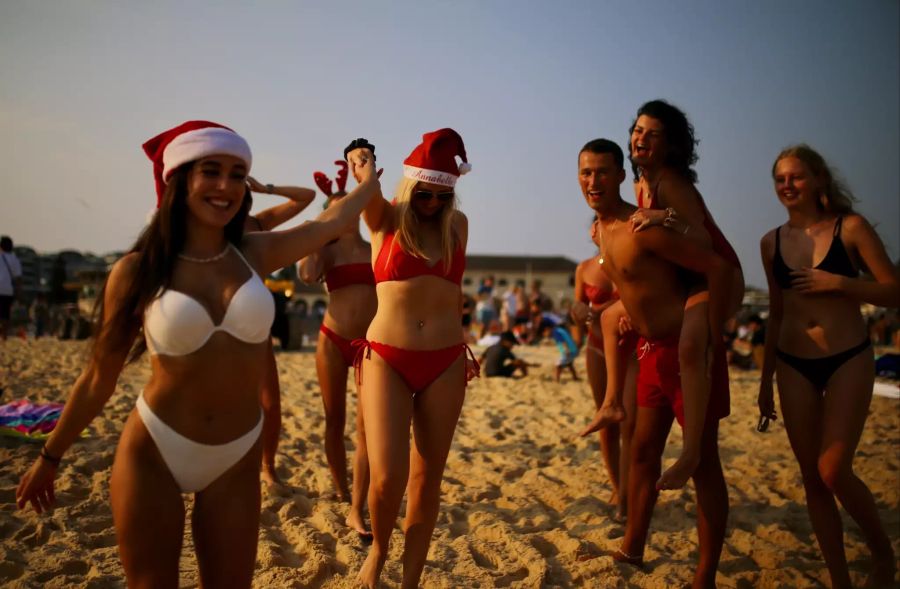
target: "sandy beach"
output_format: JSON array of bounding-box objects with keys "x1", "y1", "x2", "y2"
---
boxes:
[{"x1": 1, "y1": 337, "x2": 898, "y2": 588}]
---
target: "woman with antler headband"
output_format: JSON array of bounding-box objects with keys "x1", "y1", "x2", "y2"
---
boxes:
[{"x1": 298, "y1": 146, "x2": 376, "y2": 540}]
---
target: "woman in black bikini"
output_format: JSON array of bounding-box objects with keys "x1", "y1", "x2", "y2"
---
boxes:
[{"x1": 758, "y1": 144, "x2": 898, "y2": 589}]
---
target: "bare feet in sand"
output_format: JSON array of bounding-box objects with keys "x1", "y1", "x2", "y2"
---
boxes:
[
  {"x1": 608, "y1": 489, "x2": 626, "y2": 522},
  {"x1": 655, "y1": 452, "x2": 700, "y2": 490},
  {"x1": 611, "y1": 547, "x2": 643, "y2": 568},
  {"x1": 261, "y1": 463, "x2": 283, "y2": 488},
  {"x1": 347, "y1": 510, "x2": 373, "y2": 544},
  {"x1": 580, "y1": 404, "x2": 626, "y2": 437},
  {"x1": 357, "y1": 547, "x2": 386, "y2": 589},
  {"x1": 865, "y1": 551, "x2": 897, "y2": 588}
]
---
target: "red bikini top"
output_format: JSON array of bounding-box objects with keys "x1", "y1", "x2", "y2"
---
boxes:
[
  {"x1": 325, "y1": 263, "x2": 375, "y2": 292},
  {"x1": 581, "y1": 283, "x2": 617, "y2": 306},
  {"x1": 373, "y1": 231, "x2": 465, "y2": 285}
]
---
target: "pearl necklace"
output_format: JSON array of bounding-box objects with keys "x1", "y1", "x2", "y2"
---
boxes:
[{"x1": 178, "y1": 244, "x2": 230, "y2": 263}]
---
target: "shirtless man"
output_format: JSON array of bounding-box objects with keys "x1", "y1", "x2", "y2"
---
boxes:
[{"x1": 577, "y1": 139, "x2": 731, "y2": 589}]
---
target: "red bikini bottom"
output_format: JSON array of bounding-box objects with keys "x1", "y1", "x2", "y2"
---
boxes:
[
  {"x1": 585, "y1": 329, "x2": 603, "y2": 354},
  {"x1": 320, "y1": 324, "x2": 357, "y2": 367},
  {"x1": 352, "y1": 339, "x2": 479, "y2": 395}
]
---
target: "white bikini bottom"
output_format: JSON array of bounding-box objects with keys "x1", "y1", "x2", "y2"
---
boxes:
[{"x1": 136, "y1": 392, "x2": 263, "y2": 493}]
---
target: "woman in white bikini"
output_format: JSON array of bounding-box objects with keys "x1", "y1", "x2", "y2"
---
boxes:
[{"x1": 15, "y1": 121, "x2": 379, "y2": 587}]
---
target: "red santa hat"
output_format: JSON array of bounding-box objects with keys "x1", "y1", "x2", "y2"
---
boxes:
[
  {"x1": 142, "y1": 120, "x2": 252, "y2": 207},
  {"x1": 402, "y1": 128, "x2": 471, "y2": 188}
]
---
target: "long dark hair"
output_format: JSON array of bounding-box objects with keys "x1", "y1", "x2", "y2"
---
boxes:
[
  {"x1": 629, "y1": 99, "x2": 699, "y2": 183},
  {"x1": 91, "y1": 163, "x2": 251, "y2": 363}
]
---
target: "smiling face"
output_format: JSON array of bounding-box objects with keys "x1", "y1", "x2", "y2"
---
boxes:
[
  {"x1": 185, "y1": 155, "x2": 249, "y2": 227},
  {"x1": 410, "y1": 181, "x2": 455, "y2": 219},
  {"x1": 773, "y1": 156, "x2": 820, "y2": 211},
  {"x1": 629, "y1": 114, "x2": 666, "y2": 168},
  {"x1": 578, "y1": 151, "x2": 625, "y2": 212}
]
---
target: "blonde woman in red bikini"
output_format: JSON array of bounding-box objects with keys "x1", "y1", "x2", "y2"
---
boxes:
[{"x1": 349, "y1": 129, "x2": 478, "y2": 588}]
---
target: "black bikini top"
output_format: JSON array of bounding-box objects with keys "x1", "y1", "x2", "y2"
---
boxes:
[{"x1": 773, "y1": 216, "x2": 857, "y2": 290}]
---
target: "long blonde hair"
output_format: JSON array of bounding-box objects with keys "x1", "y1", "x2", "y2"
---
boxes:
[
  {"x1": 772, "y1": 144, "x2": 857, "y2": 215},
  {"x1": 390, "y1": 177, "x2": 459, "y2": 271}
]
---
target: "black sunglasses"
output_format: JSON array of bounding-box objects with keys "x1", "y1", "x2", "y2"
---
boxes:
[{"x1": 413, "y1": 190, "x2": 454, "y2": 203}]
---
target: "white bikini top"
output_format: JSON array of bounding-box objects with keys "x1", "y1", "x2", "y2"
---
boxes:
[{"x1": 143, "y1": 245, "x2": 275, "y2": 356}]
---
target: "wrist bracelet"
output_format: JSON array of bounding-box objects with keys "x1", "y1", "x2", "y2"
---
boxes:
[
  {"x1": 40, "y1": 445, "x2": 61, "y2": 465},
  {"x1": 266, "y1": 183, "x2": 274, "y2": 194}
]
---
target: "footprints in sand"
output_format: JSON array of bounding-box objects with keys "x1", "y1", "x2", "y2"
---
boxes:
[{"x1": 452, "y1": 522, "x2": 548, "y2": 587}]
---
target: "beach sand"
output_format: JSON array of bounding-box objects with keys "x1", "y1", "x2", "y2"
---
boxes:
[{"x1": 1, "y1": 338, "x2": 898, "y2": 588}]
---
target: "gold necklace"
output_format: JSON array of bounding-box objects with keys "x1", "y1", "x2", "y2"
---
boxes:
[{"x1": 596, "y1": 219, "x2": 619, "y2": 265}]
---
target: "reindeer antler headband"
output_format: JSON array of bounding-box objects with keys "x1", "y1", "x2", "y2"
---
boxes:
[
  {"x1": 313, "y1": 161, "x2": 349, "y2": 197},
  {"x1": 314, "y1": 138, "x2": 377, "y2": 198}
]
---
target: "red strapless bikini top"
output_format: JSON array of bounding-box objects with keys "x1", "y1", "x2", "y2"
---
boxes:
[
  {"x1": 325, "y1": 263, "x2": 375, "y2": 292},
  {"x1": 581, "y1": 283, "x2": 617, "y2": 306},
  {"x1": 373, "y1": 231, "x2": 465, "y2": 285}
]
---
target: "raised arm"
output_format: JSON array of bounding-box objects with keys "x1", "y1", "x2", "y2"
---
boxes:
[
  {"x1": 247, "y1": 176, "x2": 316, "y2": 231},
  {"x1": 16, "y1": 255, "x2": 141, "y2": 513},
  {"x1": 341, "y1": 147, "x2": 392, "y2": 233},
  {"x1": 790, "y1": 214, "x2": 899, "y2": 307},
  {"x1": 244, "y1": 151, "x2": 379, "y2": 275}
]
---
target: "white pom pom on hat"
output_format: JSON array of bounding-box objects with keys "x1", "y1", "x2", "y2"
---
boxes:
[
  {"x1": 142, "y1": 120, "x2": 252, "y2": 208},
  {"x1": 402, "y1": 128, "x2": 471, "y2": 187}
]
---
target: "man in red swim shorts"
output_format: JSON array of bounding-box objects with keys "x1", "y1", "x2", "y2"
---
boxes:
[
  {"x1": 635, "y1": 334, "x2": 730, "y2": 428},
  {"x1": 577, "y1": 139, "x2": 732, "y2": 589}
]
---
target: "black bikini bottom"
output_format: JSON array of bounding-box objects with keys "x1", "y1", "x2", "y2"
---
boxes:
[{"x1": 775, "y1": 338, "x2": 871, "y2": 392}]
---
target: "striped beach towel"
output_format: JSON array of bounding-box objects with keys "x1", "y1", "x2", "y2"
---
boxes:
[{"x1": 0, "y1": 400, "x2": 74, "y2": 441}]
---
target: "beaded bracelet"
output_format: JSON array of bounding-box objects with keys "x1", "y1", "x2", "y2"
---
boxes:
[{"x1": 40, "y1": 445, "x2": 61, "y2": 466}]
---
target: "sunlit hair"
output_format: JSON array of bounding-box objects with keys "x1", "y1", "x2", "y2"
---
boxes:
[
  {"x1": 629, "y1": 99, "x2": 699, "y2": 183},
  {"x1": 390, "y1": 176, "x2": 458, "y2": 272},
  {"x1": 772, "y1": 144, "x2": 857, "y2": 215},
  {"x1": 91, "y1": 162, "x2": 251, "y2": 363},
  {"x1": 580, "y1": 139, "x2": 624, "y2": 170}
]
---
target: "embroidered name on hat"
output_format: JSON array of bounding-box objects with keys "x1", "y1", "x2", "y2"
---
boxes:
[{"x1": 403, "y1": 165, "x2": 457, "y2": 187}]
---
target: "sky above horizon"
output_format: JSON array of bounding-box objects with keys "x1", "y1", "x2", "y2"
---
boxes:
[{"x1": 2, "y1": 1, "x2": 898, "y2": 289}]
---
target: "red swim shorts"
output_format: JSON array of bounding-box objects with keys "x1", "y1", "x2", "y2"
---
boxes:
[{"x1": 635, "y1": 335, "x2": 730, "y2": 426}]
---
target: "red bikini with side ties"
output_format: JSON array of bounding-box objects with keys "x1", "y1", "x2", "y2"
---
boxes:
[{"x1": 354, "y1": 230, "x2": 476, "y2": 395}]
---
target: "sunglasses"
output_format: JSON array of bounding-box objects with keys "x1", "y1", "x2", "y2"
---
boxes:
[{"x1": 413, "y1": 190, "x2": 454, "y2": 203}]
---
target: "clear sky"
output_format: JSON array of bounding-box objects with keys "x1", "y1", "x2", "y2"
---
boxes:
[{"x1": 2, "y1": 1, "x2": 898, "y2": 289}]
